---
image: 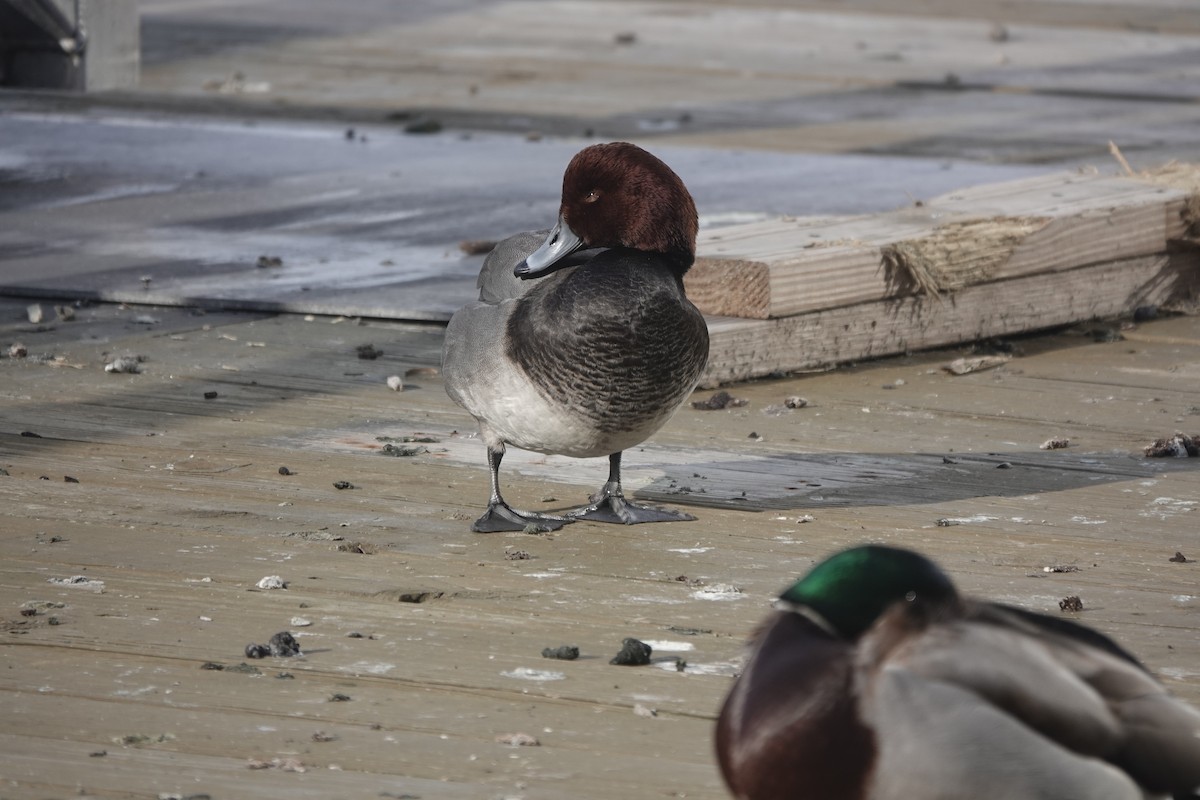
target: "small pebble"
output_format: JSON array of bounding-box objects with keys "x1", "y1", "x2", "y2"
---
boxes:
[
  {"x1": 203, "y1": 391, "x2": 218, "y2": 399},
  {"x1": 1169, "y1": 551, "x2": 1189, "y2": 563},
  {"x1": 7, "y1": 342, "x2": 27, "y2": 358},
  {"x1": 609, "y1": 637, "x2": 652, "y2": 666},
  {"x1": 1059, "y1": 595, "x2": 1084, "y2": 612},
  {"x1": 386, "y1": 375, "x2": 404, "y2": 391},
  {"x1": 784, "y1": 396, "x2": 808, "y2": 409},
  {"x1": 333, "y1": 480, "x2": 354, "y2": 490},
  {"x1": 541, "y1": 645, "x2": 580, "y2": 660},
  {"x1": 256, "y1": 575, "x2": 287, "y2": 590},
  {"x1": 278, "y1": 466, "x2": 292, "y2": 475},
  {"x1": 104, "y1": 356, "x2": 142, "y2": 374},
  {"x1": 692, "y1": 391, "x2": 748, "y2": 410}
]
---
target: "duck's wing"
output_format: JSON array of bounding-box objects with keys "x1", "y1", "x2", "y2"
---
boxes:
[
  {"x1": 475, "y1": 231, "x2": 548, "y2": 304},
  {"x1": 858, "y1": 601, "x2": 1200, "y2": 800}
]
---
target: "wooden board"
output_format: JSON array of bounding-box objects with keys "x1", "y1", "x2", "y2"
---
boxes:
[
  {"x1": 687, "y1": 168, "x2": 1198, "y2": 319},
  {"x1": 700, "y1": 251, "x2": 1200, "y2": 385},
  {"x1": 2, "y1": 297, "x2": 1199, "y2": 800}
]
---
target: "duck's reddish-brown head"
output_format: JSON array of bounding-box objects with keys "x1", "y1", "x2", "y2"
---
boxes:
[{"x1": 518, "y1": 142, "x2": 699, "y2": 278}]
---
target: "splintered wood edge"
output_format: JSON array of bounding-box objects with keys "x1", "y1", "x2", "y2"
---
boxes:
[
  {"x1": 698, "y1": 252, "x2": 1200, "y2": 386},
  {"x1": 880, "y1": 216, "x2": 1052, "y2": 294}
]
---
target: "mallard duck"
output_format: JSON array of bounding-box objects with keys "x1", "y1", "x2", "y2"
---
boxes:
[
  {"x1": 716, "y1": 545, "x2": 1200, "y2": 799},
  {"x1": 442, "y1": 142, "x2": 709, "y2": 533}
]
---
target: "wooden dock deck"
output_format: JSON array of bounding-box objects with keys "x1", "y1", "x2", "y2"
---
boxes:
[
  {"x1": 4, "y1": 1, "x2": 1200, "y2": 796},
  {"x1": 3, "y1": 296, "x2": 1198, "y2": 799}
]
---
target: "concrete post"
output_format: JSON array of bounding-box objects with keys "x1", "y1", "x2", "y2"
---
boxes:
[{"x1": 0, "y1": 0, "x2": 139, "y2": 91}]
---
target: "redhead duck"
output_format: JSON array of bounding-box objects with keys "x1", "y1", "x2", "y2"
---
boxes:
[
  {"x1": 716, "y1": 545, "x2": 1200, "y2": 800},
  {"x1": 442, "y1": 142, "x2": 709, "y2": 533}
]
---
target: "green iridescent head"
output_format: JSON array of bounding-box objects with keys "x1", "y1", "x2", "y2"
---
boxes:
[{"x1": 779, "y1": 545, "x2": 958, "y2": 639}]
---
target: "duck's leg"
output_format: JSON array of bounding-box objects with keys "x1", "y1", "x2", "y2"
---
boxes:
[
  {"x1": 567, "y1": 452, "x2": 696, "y2": 525},
  {"x1": 471, "y1": 445, "x2": 573, "y2": 533}
]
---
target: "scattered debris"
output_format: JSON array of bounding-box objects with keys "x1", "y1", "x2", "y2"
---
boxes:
[
  {"x1": 944, "y1": 355, "x2": 1011, "y2": 375},
  {"x1": 104, "y1": 356, "x2": 143, "y2": 374},
  {"x1": 380, "y1": 444, "x2": 427, "y2": 457},
  {"x1": 386, "y1": 375, "x2": 404, "y2": 391},
  {"x1": 337, "y1": 542, "x2": 377, "y2": 554},
  {"x1": 47, "y1": 575, "x2": 104, "y2": 592},
  {"x1": 1059, "y1": 595, "x2": 1084, "y2": 612},
  {"x1": 610, "y1": 637, "x2": 653, "y2": 666},
  {"x1": 312, "y1": 730, "x2": 337, "y2": 742},
  {"x1": 633, "y1": 704, "x2": 657, "y2": 718},
  {"x1": 1144, "y1": 433, "x2": 1199, "y2": 458},
  {"x1": 459, "y1": 239, "x2": 498, "y2": 256},
  {"x1": 395, "y1": 591, "x2": 444, "y2": 604},
  {"x1": 1043, "y1": 565, "x2": 1080, "y2": 573},
  {"x1": 245, "y1": 631, "x2": 301, "y2": 659},
  {"x1": 248, "y1": 757, "x2": 306, "y2": 772},
  {"x1": 667, "y1": 625, "x2": 712, "y2": 636},
  {"x1": 505, "y1": 549, "x2": 532, "y2": 560},
  {"x1": 495, "y1": 732, "x2": 540, "y2": 747},
  {"x1": 201, "y1": 662, "x2": 262, "y2": 675},
  {"x1": 333, "y1": 480, "x2": 355, "y2": 490},
  {"x1": 356, "y1": 343, "x2": 383, "y2": 360},
  {"x1": 255, "y1": 255, "x2": 283, "y2": 268},
  {"x1": 692, "y1": 583, "x2": 744, "y2": 601},
  {"x1": 1169, "y1": 551, "x2": 1190, "y2": 563},
  {"x1": 7, "y1": 342, "x2": 27, "y2": 358},
  {"x1": 131, "y1": 314, "x2": 160, "y2": 325},
  {"x1": 403, "y1": 118, "x2": 442, "y2": 134},
  {"x1": 1040, "y1": 437, "x2": 1071, "y2": 450},
  {"x1": 692, "y1": 390, "x2": 748, "y2": 410},
  {"x1": 255, "y1": 575, "x2": 287, "y2": 590},
  {"x1": 116, "y1": 733, "x2": 175, "y2": 747},
  {"x1": 541, "y1": 645, "x2": 579, "y2": 660}
]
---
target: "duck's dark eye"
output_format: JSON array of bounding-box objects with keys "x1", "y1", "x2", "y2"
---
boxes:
[{"x1": 583, "y1": 189, "x2": 601, "y2": 203}]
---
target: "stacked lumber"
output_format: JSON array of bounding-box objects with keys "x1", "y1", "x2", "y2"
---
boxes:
[{"x1": 687, "y1": 165, "x2": 1200, "y2": 386}]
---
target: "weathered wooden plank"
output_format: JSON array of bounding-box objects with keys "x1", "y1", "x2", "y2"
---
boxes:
[
  {"x1": 687, "y1": 169, "x2": 1197, "y2": 319},
  {"x1": 701, "y1": 251, "x2": 1199, "y2": 385}
]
